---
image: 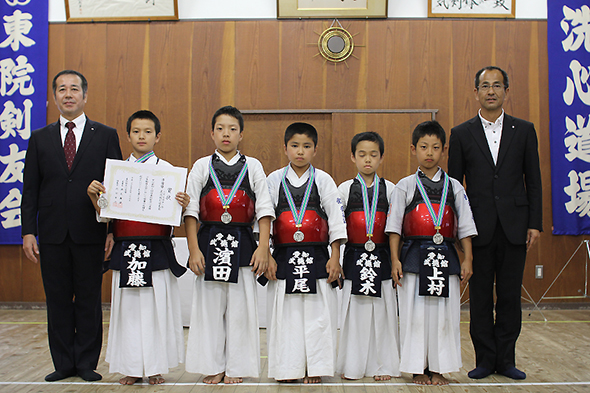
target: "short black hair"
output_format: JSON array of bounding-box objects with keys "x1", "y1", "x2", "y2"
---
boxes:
[
  {"x1": 475, "y1": 66, "x2": 509, "y2": 90},
  {"x1": 412, "y1": 120, "x2": 446, "y2": 147},
  {"x1": 126, "y1": 110, "x2": 161, "y2": 135},
  {"x1": 351, "y1": 131, "x2": 384, "y2": 156},
  {"x1": 211, "y1": 106, "x2": 244, "y2": 132},
  {"x1": 284, "y1": 122, "x2": 318, "y2": 147},
  {"x1": 52, "y1": 70, "x2": 88, "y2": 97}
]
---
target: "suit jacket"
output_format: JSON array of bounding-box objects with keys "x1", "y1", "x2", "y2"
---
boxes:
[
  {"x1": 21, "y1": 118, "x2": 122, "y2": 245},
  {"x1": 448, "y1": 114, "x2": 542, "y2": 247}
]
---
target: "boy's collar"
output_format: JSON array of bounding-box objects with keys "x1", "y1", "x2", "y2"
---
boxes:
[
  {"x1": 288, "y1": 162, "x2": 312, "y2": 179},
  {"x1": 214, "y1": 149, "x2": 240, "y2": 164},
  {"x1": 417, "y1": 166, "x2": 443, "y2": 181},
  {"x1": 357, "y1": 172, "x2": 377, "y2": 187},
  {"x1": 128, "y1": 151, "x2": 156, "y2": 162}
]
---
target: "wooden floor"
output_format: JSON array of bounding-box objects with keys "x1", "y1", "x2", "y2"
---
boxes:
[{"x1": 1, "y1": 309, "x2": 590, "y2": 392}]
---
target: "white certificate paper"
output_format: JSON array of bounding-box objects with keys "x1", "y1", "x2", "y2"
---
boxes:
[{"x1": 99, "y1": 159, "x2": 187, "y2": 226}]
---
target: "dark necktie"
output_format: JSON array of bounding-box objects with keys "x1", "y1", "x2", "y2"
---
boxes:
[{"x1": 64, "y1": 121, "x2": 76, "y2": 170}]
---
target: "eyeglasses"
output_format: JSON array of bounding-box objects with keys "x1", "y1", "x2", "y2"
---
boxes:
[{"x1": 478, "y1": 83, "x2": 504, "y2": 91}]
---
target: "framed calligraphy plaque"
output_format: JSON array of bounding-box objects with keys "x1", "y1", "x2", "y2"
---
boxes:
[
  {"x1": 428, "y1": 0, "x2": 515, "y2": 19},
  {"x1": 278, "y1": 0, "x2": 388, "y2": 19},
  {"x1": 66, "y1": 0, "x2": 179, "y2": 22}
]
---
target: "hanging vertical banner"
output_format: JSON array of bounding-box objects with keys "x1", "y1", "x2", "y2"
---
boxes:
[
  {"x1": 549, "y1": 1, "x2": 590, "y2": 235},
  {"x1": 0, "y1": 0, "x2": 47, "y2": 244}
]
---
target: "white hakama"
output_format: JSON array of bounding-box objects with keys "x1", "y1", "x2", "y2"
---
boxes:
[
  {"x1": 185, "y1": 266, "x2": 260, "y2": 378},
  {"x1": 397, "y1": 273, "x2": 461, "y2": 374},
  {"x1": 106, "y1": 269, "x2": 185, "y2": 377},
  {"x1": 267, "y1": 279, "x2": 338, "y2": 380},
  {"x1": 336, "y1": 280, "x2": 401, "y2": 379}
]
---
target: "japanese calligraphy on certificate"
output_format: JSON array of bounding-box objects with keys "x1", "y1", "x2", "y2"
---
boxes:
[{"x1": 99, "y1": 159, "x2": 187, "y2": 226}]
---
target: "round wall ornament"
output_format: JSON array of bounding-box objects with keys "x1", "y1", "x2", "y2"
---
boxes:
[{"x1": 317, "y1": 25, "x2": 354, "y2": 63}]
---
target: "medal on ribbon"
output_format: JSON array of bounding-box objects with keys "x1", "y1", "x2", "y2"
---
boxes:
[
  {"x1": 97, "y1": 192, "x2": 108, "y2": 209},
  {"x1": 209, "y1": 155, "x2": 249, "y2": 224},
  {"x1": 356, "y1": 174, "x2": 380, "y2": 251},
  {"x1": 415, "y1": 170, "x2": 449, "y2": 245},
  {"x1": 281, "y1": 166, "x2": 315, "y2": 242}
]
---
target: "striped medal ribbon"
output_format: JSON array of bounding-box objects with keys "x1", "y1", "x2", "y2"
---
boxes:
[
  {"x1": 415, "y1": 169, "x2": 449, "y2": 245},
  {"x1": 356, "y1": 173, "x2": 380, "y2": 251},
  {"x1": 133, "y1": 151, "x2": 155, "y2": 163},
  {"x1": 281, "y1": 165, "x2": 315, "y2": 242},
  {"x1": 208, "y1": 155, "x2": 249, "y2": 224}
]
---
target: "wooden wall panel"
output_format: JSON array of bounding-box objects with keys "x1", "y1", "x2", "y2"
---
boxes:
[
  {"x1": 189, "y1": 22, "x2": 231, "y2": 166},
  {"x1": 235, "y1": 21, "x2": 281, "y2": 110},
  {"x1": 0, "y1": 246, "x2": 22, "y2": 301},
  {"x1": 241, "y1": 114, "x2": 332, "y2": 175},
  {"x1": 279, "y1": 21, "x2": 326, "y2": 109},
  {"x1": 331, "y1": 113, "x2": 433, "y2": 186},
  {"x1": 148, "y1": 22, "x2": 193, "y2": 170},
  {"x1": 2, "y1": 18, "x2": 586, "y2": 305},
  {"x1": 105, "y1": 23, "x2": 147, "y2": 159}
]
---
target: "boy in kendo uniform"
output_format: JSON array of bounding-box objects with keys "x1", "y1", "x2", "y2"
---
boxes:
[
  {"x1": 265, "y1": 122, "x2": 347, "y2": 384},
  {"x1": 386, "y1": 120, "x2": 477, "y2": 386},
  {"x1": 87, "y1": 110, "x2": 188, "y2": 385},
  {"x1": 336, "y1": 131, "x2": 400, "y2": 381},
  {"x1": 184, "y1": 106, "x2": 274, "y2": 384}
]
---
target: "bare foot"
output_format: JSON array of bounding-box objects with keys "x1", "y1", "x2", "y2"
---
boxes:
[
  {"x1": 340, "y1": 374, "x2": 359, "y2": 380},
  {"x1": 224, "y1": 375, "x2": 243, "y2": 384},
  {"x1": 203, "y1": 372, "x2": 225, "y2": 384},
  {"x1": 303, "y1": 375, "x2": 321, "y2": 384},
  {"x1": 430, "y1": 372, "x2": 449, "y2": 385},
  {"x1": 374, "y1": 375, "x2": 391, "y2": 381},
  {"x1": 149, "y1": 375, "x2": 165, "y2": 385},
  {"x1": 119, "y1": 376, "x2": 141, "y2": 385},
  {"x1": 413, "y1": 374, "x2": 431, "y2": 385}
]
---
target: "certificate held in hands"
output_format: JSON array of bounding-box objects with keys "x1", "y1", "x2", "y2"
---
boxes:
[{"x1": 99, "y1": 159, "x2": 188, "y2": 226}]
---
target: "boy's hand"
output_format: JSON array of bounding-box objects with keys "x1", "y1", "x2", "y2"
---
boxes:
[
  {"x1": 265, "y1": 253, "x2": 277, "y2": 281},
  {"x1": 326, "y1": 256, "x2": 342, "y2": 284},
  {"x1": 460, "y1": 257, "x2": 473, "y2": 286},
  {"x1": 87, "y1": 180, "x2": 105, "y2": 201},
  {"x1": 188, "y1": 249, "x2": 206, "y2": 276},
  {"x1": 176, "y1": 192, "x2": 190, "y2": 208},
  {"x1": 104, "y1": 233, "x2": 114, "y2": 260},
  {"x1": 391, "y1": 258, "x2": 403, "y2": 287},
  {"x1": 250, "y1": 245, "x2": 269, "y2": 276}
]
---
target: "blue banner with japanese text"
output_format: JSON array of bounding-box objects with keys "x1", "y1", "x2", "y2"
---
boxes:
[
  {"x1": 0, "y1": 0, "x2": 47, "y2": 244},
  {"x1": 549, "y1": 1, "x2": 590, "y2": 235}
]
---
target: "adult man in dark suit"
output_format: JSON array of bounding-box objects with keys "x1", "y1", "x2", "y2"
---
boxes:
[
  {"x1": 21, "y1": 70, "x2": 122, "y2": 382},
  {"x1": 448, "y1": 66, "x2": 542, "y2": 380}
]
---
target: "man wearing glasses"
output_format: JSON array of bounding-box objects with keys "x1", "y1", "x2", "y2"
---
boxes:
[{"x1": 448, "y1": 66, "x2": 542, "y2": 381}]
